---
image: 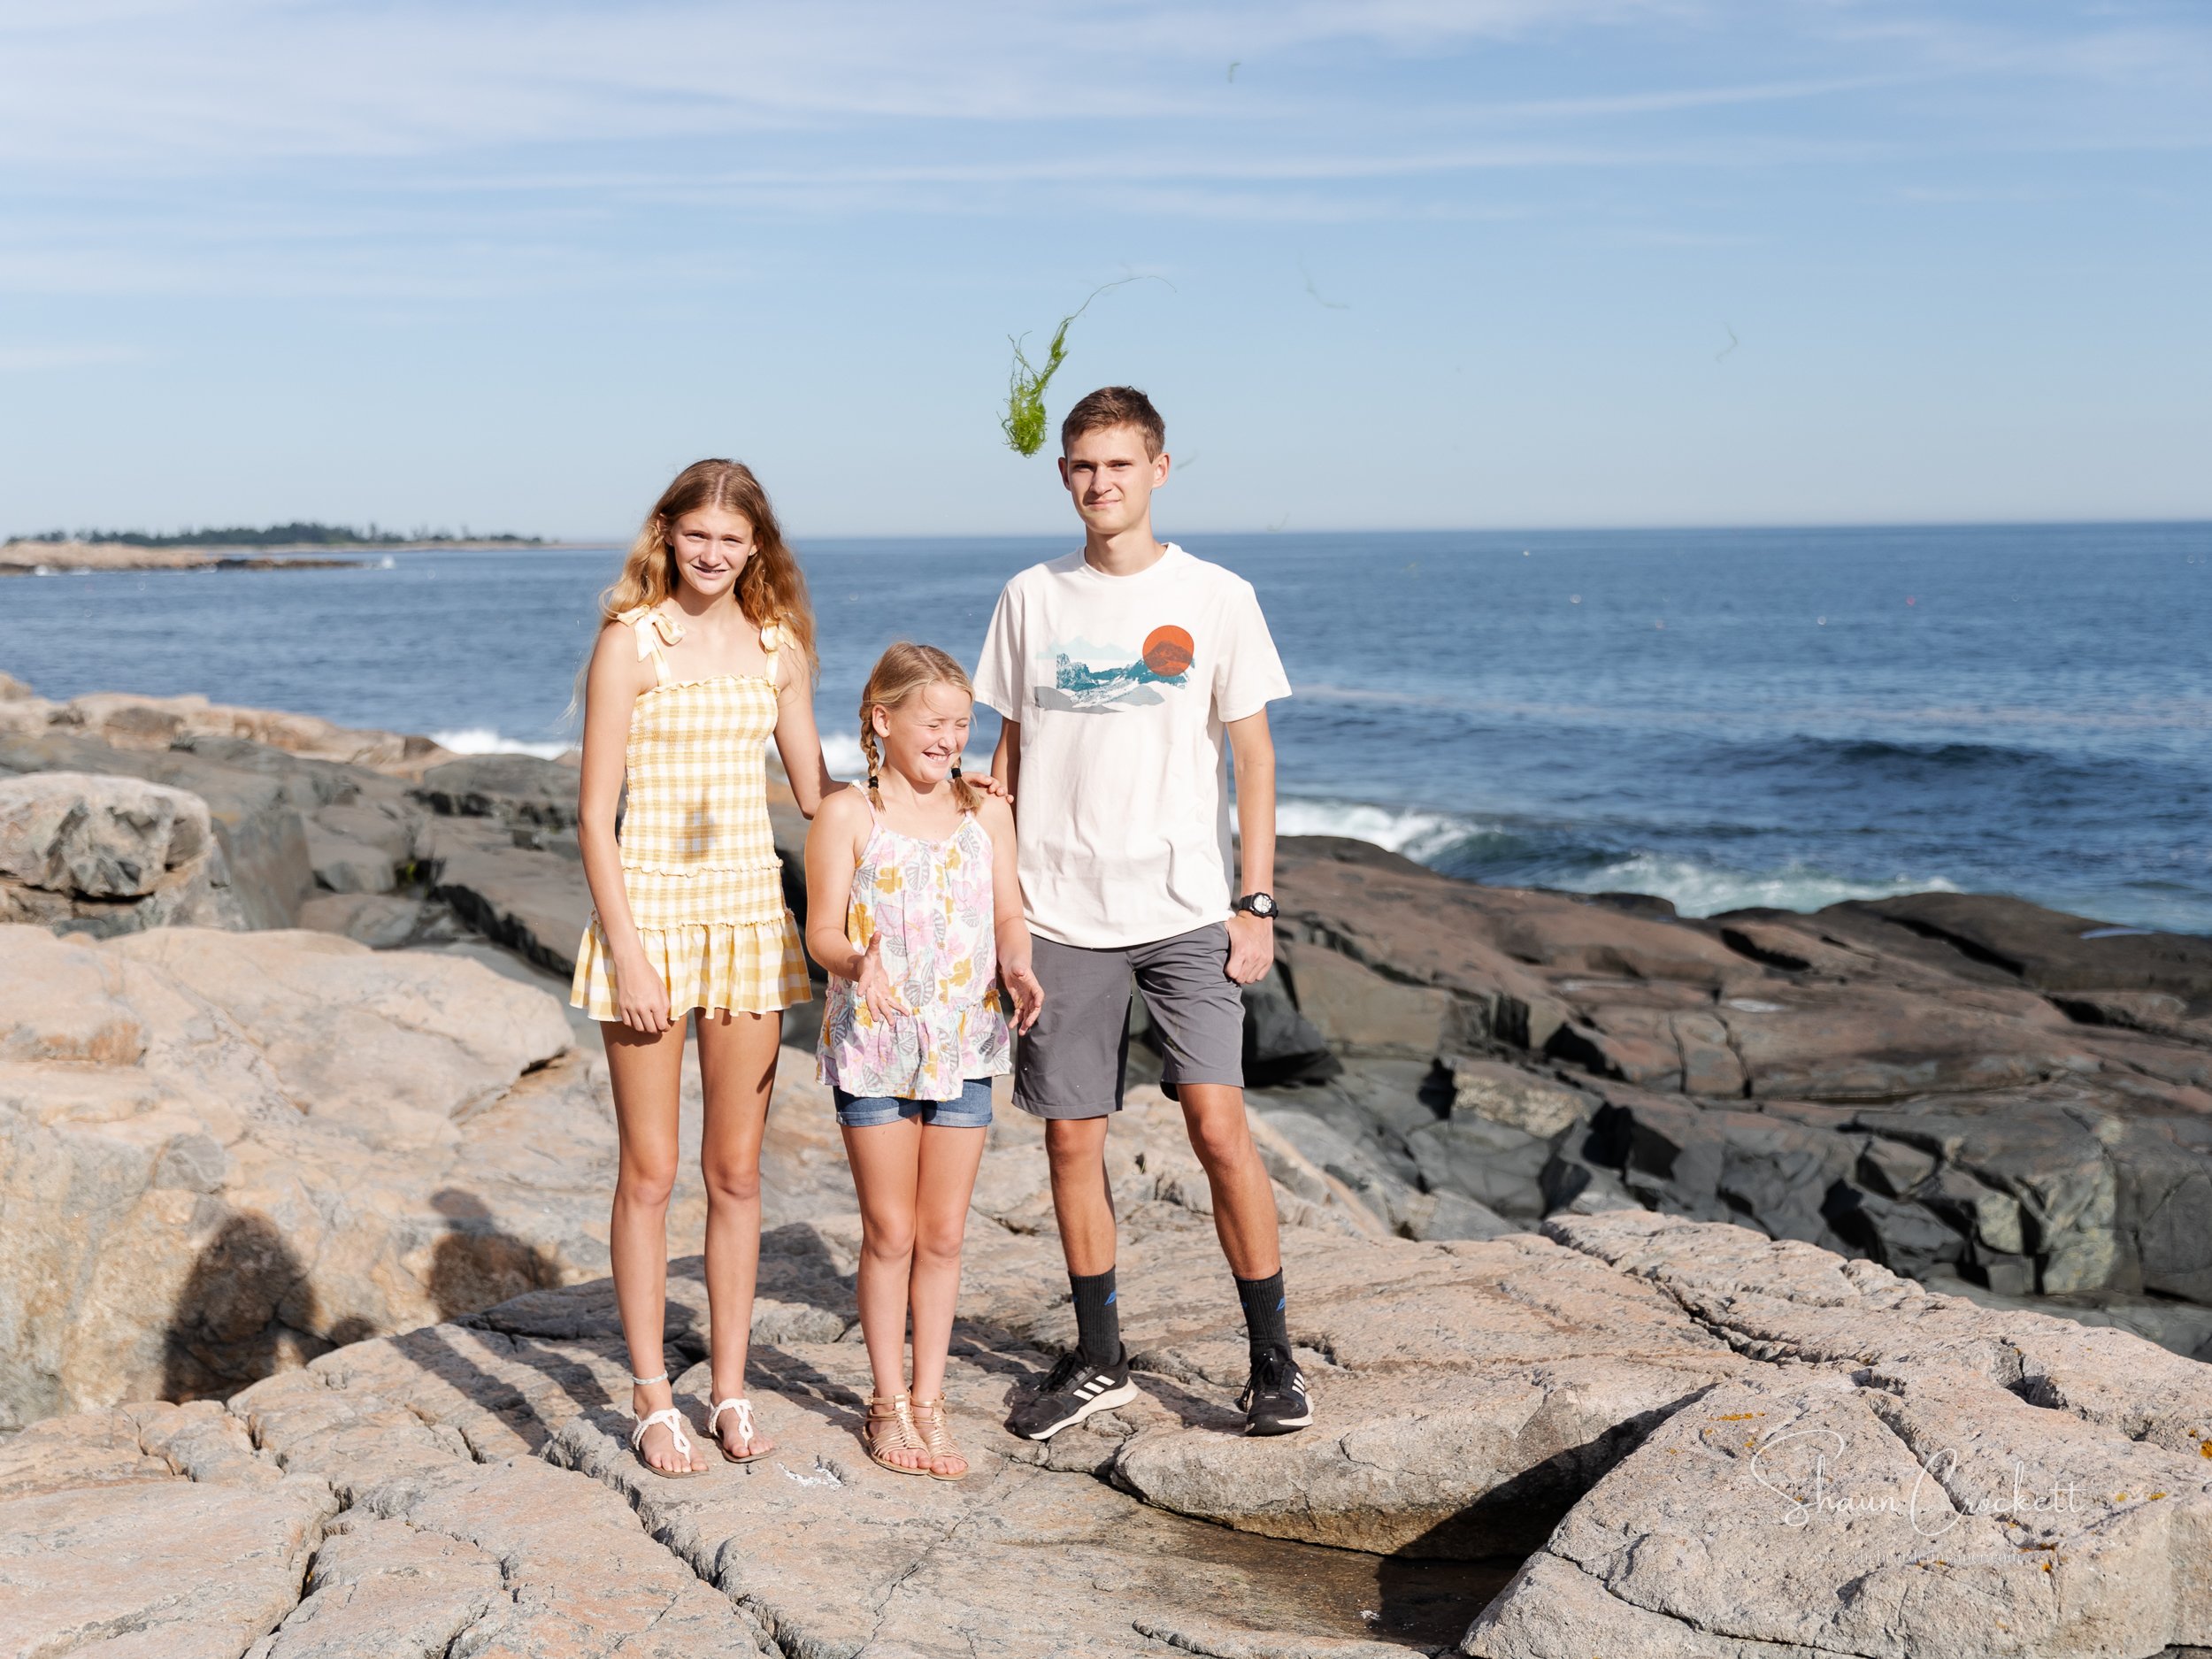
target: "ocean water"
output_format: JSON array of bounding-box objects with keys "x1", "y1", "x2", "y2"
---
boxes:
[{"x1": 4, "y1": 523, "x2": 2208, "y2": 933}]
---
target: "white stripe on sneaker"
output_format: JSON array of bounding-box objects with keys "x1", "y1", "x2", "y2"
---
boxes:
[{"x1": 1024, "y1": 1378, "x2": 1141, "y2": 1440}]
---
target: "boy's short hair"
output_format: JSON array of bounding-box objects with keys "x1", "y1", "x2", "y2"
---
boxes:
[{"x1": 1061, "y1": 386, "x2": 1165, "y2": 458}]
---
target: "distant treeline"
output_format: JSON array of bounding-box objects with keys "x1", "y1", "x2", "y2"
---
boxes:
[{"x1": 12, "y1": 521, "x2": 544, "y2": 549}]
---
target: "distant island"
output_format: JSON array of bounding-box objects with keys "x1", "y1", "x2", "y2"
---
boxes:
[
  {"x1": 7, "y1": 521, "x2": 544, "y2": 549},
  {"x1": 1, "y1": 521, "x2": 550, "y2": 575}
]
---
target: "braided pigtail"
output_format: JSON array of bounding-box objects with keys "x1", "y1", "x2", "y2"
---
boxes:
[{"x1": 858, "y1": 718, "x2": 884, "y2": 805}]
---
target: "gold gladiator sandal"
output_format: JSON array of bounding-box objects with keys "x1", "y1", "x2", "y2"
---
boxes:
[
  {"x1": 909, "y1": 1395, "x2": 968, "y2": 1482},
  {"x1": 863, "y1": 1393, "x2": 929, "y2": 1477}
]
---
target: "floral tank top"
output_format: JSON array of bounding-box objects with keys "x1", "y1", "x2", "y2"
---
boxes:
[{"x1": 818, "y1": 806, "x2": 1010, "y2": 1102}]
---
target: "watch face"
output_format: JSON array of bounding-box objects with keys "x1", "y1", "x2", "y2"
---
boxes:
[{"x1": 1243, "y1": 894, "x2": 1279, "y2": 918}]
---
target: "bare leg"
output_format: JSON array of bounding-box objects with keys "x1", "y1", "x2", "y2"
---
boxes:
[
  {"x1": 1043, "y1": 1115, "x2": 1117, "y2": 1276},
  {"x1": 604, "y1": 1017, "x2": 707, "y2": 1475},
  {"x1": 908, "y1": 1124, "x2": 988, "y2": 1400},
  {"x1": 696, "y1": 1007, "x2": 781, "y2": 1458},
  {"x1": 841, "y1": 1115, "x2": 928, "y2": 1470},
  {"x1": 909, "y1": 1122, "x2": 987, "y2": 1476},
  {"x1": 1175, "y1": 1084, "x2": 1282, "y2": 1279}
]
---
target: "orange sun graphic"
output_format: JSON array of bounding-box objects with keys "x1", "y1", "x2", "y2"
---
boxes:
[{"x1": 1141, "y1": 625, "x2": 1194, "y2": 678}]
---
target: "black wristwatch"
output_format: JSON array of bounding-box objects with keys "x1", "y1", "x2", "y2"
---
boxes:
[{"x1": 1231, "y1": 892, "x2": 1279, "y2": 920}]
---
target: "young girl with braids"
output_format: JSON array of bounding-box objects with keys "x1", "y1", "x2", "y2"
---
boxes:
[
  {"x1": 572, "y1": 459, "x2": 836, "y2": 1479},
  {"x1": 804, "y1": 644, "x2": 1044, "y2": 1479}
]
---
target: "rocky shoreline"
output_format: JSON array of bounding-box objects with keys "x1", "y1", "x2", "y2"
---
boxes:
[{"x1": 2, "y1": 675, "x2": 2208, "y2": 1657}]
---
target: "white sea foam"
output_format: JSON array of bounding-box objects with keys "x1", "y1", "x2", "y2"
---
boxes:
[
  {"x1": 1559, "y1": 855, "x2": 1958, "y2": 918},
  {"x1": 428, "y1": 726, "x2": 573, "y2": 760},
  {"x1": 1273, "y1": 795, "x2": 1958, "y2": 918},
  {"x1": 1273, "y1": 797, "x2": 1485, "y2": 860},
  {"x1": 820, "y1": 731, "x2": 869, "y2": 779}
]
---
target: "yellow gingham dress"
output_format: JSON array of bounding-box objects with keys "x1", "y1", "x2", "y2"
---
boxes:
[{"x1": 570, "y1": 606, "x2": 812, "y2": 1022}]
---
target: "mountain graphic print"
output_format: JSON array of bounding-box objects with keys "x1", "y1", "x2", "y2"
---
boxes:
[{"x1": 1033, "y1": 624, "x2": 1195, "y2": 712}]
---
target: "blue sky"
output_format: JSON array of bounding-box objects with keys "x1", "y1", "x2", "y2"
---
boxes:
[{"x1": 3, "y1": 2, "x2": 2207, "y2": 538}]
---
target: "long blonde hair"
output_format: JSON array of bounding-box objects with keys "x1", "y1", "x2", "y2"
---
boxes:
[
  {"x1": 859, "y1": 642, "x2": 982, "y2": 814},
  {"x1": 600, "y1": 458, "x2": 817, "y2": 669}
]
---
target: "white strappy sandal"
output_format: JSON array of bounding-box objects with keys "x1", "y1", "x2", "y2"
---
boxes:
[
  {"x1": 708, "y1": 1396, "x2": 774, "y2": 1463},
  {"x1": 627, "y1": 1371, "x2": 705, "y2": 1479}
]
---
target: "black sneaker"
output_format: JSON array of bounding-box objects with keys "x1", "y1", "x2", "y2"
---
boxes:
[
  {"x1": 1240, "y1": 1347, "x2": 1313, "y2": 1435},
  {"x1": 1007, "y1": 1348, "x2": 1138, "y2": 1440}
]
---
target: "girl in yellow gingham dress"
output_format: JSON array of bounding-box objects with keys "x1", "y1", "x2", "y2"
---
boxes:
[
  {"x1": 572, "y1": 458, "x2": 837, "y2": 1483},
  {"x1": 570, "y1": 607, "x2": 812, "y2": 1019}
]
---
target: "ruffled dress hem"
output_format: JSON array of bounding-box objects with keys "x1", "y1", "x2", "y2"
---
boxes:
[{"x1": 570, "y1": 912, "x2": 812, "y2": 1023}]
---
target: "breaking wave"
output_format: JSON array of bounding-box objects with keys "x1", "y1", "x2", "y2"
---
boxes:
[
  {"x1": 1273, "y1": 795, "x2": 1956, "y2": 918},
  {"x1": 427, "y1": 726, "x2": 573, "y2": 760}
]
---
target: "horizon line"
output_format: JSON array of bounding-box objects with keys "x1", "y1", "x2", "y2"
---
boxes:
[
  {"x1": 15, "y1": 514, "x2": 2208, "y2": 551},
  {"x1": 575, "y1": 513, "x2": 2212, "y2": 547}
]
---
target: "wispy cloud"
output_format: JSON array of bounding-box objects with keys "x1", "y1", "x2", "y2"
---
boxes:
[
  {"x1": 0, "y1": 1, "x2": 1679, "y2": 169},
  {"x1": 431, "y1": 135, "x2": 1886, "y2": 200},
  {"x1": 4, "y1": 4, "x2": 2204, "y2": 188},
  {"x1": 0, "y1": 3, "x2": 2200, "y2": 310}
]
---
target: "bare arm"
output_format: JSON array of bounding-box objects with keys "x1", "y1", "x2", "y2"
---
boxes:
[
  {"x1": 771, "y1": 641, "x2": 841, "y2": 818},
  {"x1": 978, "y1": 795, "x2": 1042, "y2": 1032},
  {"x1": 578, "y1": 621, "x2": 670, "y2": 1031},
  {"x1": 803, "y1": 792, "x2": 869, "y2": 979},
  {"x1": 990, "y1": 718, "x2": 1020, "y2": 803},
  {"x1": 1225, "y1": 708, "x2": 1277, "y2": 985},
  {"x1": 804, "y1": 791, "x2": 908, "y2": 1019}
]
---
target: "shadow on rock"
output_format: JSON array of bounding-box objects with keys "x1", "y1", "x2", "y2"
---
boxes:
[
  {"x1": 162, "y1": 1211, "x2": 325, "y2": 1402},
  {"x1": 752, "y1": 1220, "x2": 858, "y2": 1313},
  {"x1": 1353, "y1": 1415, "x2": 1690, "y2": 1646},
  {"x1": 398, "y1": 1319, "x2": 627, "y2": 1453},
  {"x1": 395, "y1": 1187, "x2": 619, "y2": 1451},
  {"x1": 747, "y1": 1344, "x2": 867, "y2": 1435},
  {"x1": 426, "y1": 1187, "x2": 565, "y2": 1321},
  {"x1": 947, "y1": 1325, "x2": 1055, "y2": 1382},
  {"x1": 1354, "y1": 1463, "x2": 1609, "y2": 1652},
  {"x1": 1373, "y1": 1553, "x2": 1525, "y2": 1649},
  {"x1": 1138, "y1": 1511, "x2": 1521, "y2": 1653}
]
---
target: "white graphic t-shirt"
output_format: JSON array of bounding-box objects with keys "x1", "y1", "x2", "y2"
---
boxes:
[{"x1": 972, "y1": 542, "x2": 1292, "y2": 949}]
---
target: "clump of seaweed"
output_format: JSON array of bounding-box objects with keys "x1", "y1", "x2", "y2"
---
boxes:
[
  {"x1": 1000, "y1": 276, "x2": 1168, "y2": 457},
  {"x1": 1001, "y1": 322, "x2": 1071, "y2": 457}
]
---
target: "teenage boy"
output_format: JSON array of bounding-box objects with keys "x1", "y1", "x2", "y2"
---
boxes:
[{"x1": 973, "y1": 385, "x2": 1310, "y2": 1439}]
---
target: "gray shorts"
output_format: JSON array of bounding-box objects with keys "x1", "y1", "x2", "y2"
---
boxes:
[{"x1": 1013, "y1": 923, "x2": 1246, "y2": 1120}]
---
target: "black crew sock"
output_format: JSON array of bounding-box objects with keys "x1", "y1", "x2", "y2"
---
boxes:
[
  {"x1": 1235, "y1": 1271, "x2": 1291, "y2": 1362},
  {"x1": 1070, "y1": 1269, "x2": 1122, "y2": 1368}
]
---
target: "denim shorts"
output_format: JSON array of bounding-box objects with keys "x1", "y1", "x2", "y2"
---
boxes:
[{"x1": 833, "y1": 1076, "x2": 995, "y2": 1130}]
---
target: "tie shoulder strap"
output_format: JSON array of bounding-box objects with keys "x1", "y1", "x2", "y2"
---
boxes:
[
  {"x1": 758, "y1": 619, "x2": 786, "y2": 687},
  {"x1": 616, "y1": 605, "x2": 682, "y2": 687}
]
